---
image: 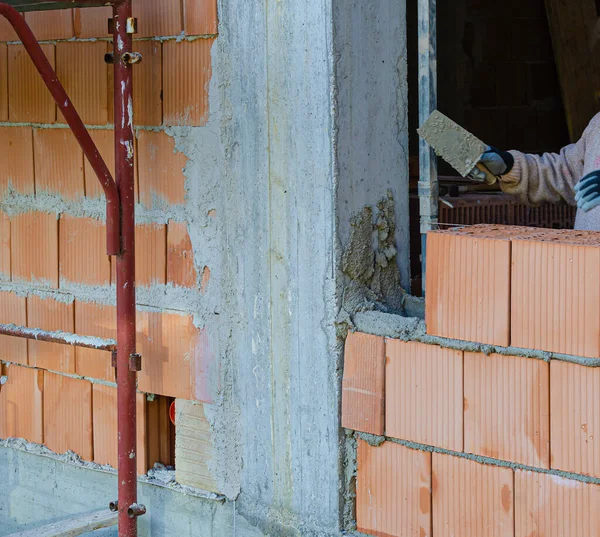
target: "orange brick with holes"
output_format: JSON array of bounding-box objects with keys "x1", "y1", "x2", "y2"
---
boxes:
[
  {"x1": 0, "y1": 126, "x2": 34, "y2": 197},
  {"x1": 341, "y1": 331, "x2": 385, "y2": 435},
  {"x1": 24, "y1": 9, "x2": 74, "y2": 40},
  {"x1": 59, "y1": 215, "x2": 110, "y2": 286},
  {"x1": 163, "y1": 39, "x2": 214, "y2": 126},
  {"x1": 73, "y1": 6, "x2": 111, "y2": 38},
  {"x1": 0, "y1": 211, "x2": 9, "y2": 280},
  {"x1": 43, "y1": 371, "x2": 93, "y2": 460},
  {"x1": 464, "y1": 352, "x2": 550, "y2": 468},
  {"x1": 134, "y1": 223, "x2": 167, "y2": 286},
  {"x1": 133, "y1": 41, "x2": 162, "y2": 126},
  {"x1": 184, "y1": 0, "x2": 218, "y2": 36},
  {"x1": 11, "y1": 211, "x2": 59, "y2": 287},
  {"x1": 0, "y1": 291, "x2": 27, "y2": 365},
  {"x1": 34, "y1": 129, "x2": 85, "y2": 200},
  {"x1": 56, "y1": 41, "x2": 109, "y2": 125},
  {"x1": 137, "y1": 130, "x2": 187, "y2": 207},
  {"x1": 386, "y1": 339, "x2": 464, "y2": 451},
  {"x1": 167, "y1": 221, "x2": 197, "y2": 288},
  {"x1": 8, "y1": 43, "x2": 55, "y2": 123},
  {"x1": 74, "y1": 301, "x2": 116, "y2": 382},
  {"x1": 133, "y1": 0, "x2": 182, "y2": 38},
  {"x1": 432, "y1": 453, "x2": 514, "y2": 537},
  {"x1": 0, "y1": 363, "x2": 43, "y2": 443},
  {"x1": 27, "y1": 295, "x2": 75, "y2": 373},
  {"x1": 0, "y1": 43, "x2": 7, "y2": 121},
  {"x1": 356, "y1": 440, "x2": 431, "y2": 537},
  {"x1": 137, "y1": 310, "x2": 211, "y2": 401},
  {"x1": 92, "y1": 384, "x2": 148, "y2": 474}
]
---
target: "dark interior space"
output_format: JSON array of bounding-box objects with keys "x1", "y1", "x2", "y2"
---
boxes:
[{"x1": 407, "y1": 0, "x2": 577, "y2": 294}]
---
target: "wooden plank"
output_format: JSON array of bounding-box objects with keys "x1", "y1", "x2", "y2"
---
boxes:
[
  {"x1": 5, "y1": 510, "x2": 117, "y2": 537},
  {"x1": 545, "y1": 0, "x2": 600, "y2": 141}
]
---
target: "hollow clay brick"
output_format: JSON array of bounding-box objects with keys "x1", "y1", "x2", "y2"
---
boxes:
[
  {"x1": 0, "y1": 363, "x2": 43, "y2": 443},
  {"x1": 515, "y1": 470, "x2": 600, "y2": 536},
  {"x1": 464, "y1": 352, "x2": 550, "y2": 468},
  {"x1": 43, "y1": 371, "x2": 92, "y2": 460},
  {"x1": 0, "y1": 291, "x2": 27, "y2": 365},
  {"x1": 184, "y1": 0, "x2": 218, "y2": 36},
  {"x1": 25, "y1": 10, "x2": 73, "y2": 40},
  {"x1": 27, "y1": 295, "x2": 75, "y2": 373},
  {"x1": 163, "y1": 39, "x2": 213, "y2": 126},
  {"x1": 133, "y1": 0, "x2": 182, "y2": 38},
  {"x1": 426, "y1": 224, "x2": 546, "y2": 346},
  {"x1": 167, "y1": 221, "x2": 197, "y2": 288},
  {"x1": 11, "y1": 211, "x2": 59, "y2": 288},
  {"x1": 137, "y1": 130, "x2": 187, "y2": 207},
  {"x1": 8, "y1": 43, "x2": 55, "y2": 123},
  {"x1": 356, "y1": 440, "x2": 431, "y2": 537},
  {"x1": 386, "y1": 339, "x2": 463, "y2": 451},
  {"x1": 0, "y1": 126, "x2": 34, "y2": 197},
  {"x1": 550, "y1": 360, "x2": 600, "y2": 478},
  {"x1": 511, "y1": 230, "x2": 600, "y2": 357},
  {"x1": 74, "y1": 301, "x2": 116, "y2": 382},
  {"x1": 56, "y1": 42, "x2": 109, "y2": 125},
  {"x1": 432, "y1": 453, "x2": 514, "y2": 537},
  {"x1": 34, "y1": 128, "x2": 84, "y2": 200},
  {"x1": 341, "y1": 331, "x2": 385, "y2": 435},
  {"x1": 92, "y1": 384, "x2": 147, "y2": 475},
  {"x1": 59, "y1": 215, "x2": 110, "y2": 286}
]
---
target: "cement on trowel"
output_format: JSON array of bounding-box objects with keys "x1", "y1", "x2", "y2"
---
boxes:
[{"x1": 417, "y1": 110, "x2": 486, "y2": 176}]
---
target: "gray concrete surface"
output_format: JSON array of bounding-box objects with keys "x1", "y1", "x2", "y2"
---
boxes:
[{"x1": 0, "y1": 0, "x2": 410, "y2": 535}]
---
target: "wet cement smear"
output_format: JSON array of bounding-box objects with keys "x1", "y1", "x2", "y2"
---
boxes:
[{"x1": 417, "y1": 110, "x2": 486, "y2": 176}]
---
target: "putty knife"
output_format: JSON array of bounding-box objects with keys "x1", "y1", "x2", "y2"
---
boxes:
[{"x1": 417, "y1": 110, "x2": 487, "y2": 180}]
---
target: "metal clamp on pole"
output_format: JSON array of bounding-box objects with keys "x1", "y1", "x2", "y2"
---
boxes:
[{"x1": 127, "y1": 504, "x2": 146, "y2": 519}]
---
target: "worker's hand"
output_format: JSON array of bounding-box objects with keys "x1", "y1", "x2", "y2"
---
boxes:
[
  {"x1": 575, "y1": 170, "x2": 600, "y2": 212},
  {"x1": 468, "y1": 146, "x2": 515, "y2": 185}
]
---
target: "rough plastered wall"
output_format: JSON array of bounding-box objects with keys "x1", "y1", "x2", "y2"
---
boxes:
[{"x1": 0, "y1": 0, "x2": 411, "y2": 536}]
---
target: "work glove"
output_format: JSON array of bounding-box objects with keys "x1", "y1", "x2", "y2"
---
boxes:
[
  {"x1": 575, "y1": 170, "x2": 600, "y2": 212},
  {"x1": 468, "y1": 146, "x2": 515, "y2": 185}
]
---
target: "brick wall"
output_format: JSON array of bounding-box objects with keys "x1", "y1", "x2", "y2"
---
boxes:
[
  {"x1": 0, "y1": 1, "x2": 220, "y2": 487},
  {"x1": 343, "y1": 224, "x2": 600, "y2": 535}
]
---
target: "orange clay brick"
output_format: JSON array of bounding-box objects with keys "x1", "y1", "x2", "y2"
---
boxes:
[
  {"x1": 34, "y1": 129, "x2": 84, "y2": 200},
  {"x1": 0, "y1": 126, "x2": 34, "y2": 196},
  {"x1": 386, "y1": 340, "x2": 463, "y2": 451},
  {"x1": 59, "y1": 215, "x2": 110, "y2": 286},
  {"x1": 134, "y1": 41, "x2": 162, "y2": 126},
  {"x1": 74, "y1": 301, "x2": 116, "y2": 382},
  {"x1": 341, "y1": 332, "x2": 385, "y2": 435},
  {"x1": 511, "y1": 231, "x2": 600, "y2": 358},
  {"x1": 356, "y1": 440, "x2": 431, "y2": 537},
  {"x1": 137, "y1": 310, "x2": 210, "y2": 400},
  {"x1": 137, "y1": 130, "x2": 187, "y2": 207},
  {"x1": 92, "y1": 384, "x2": 147, "y2": 475},
  {"x1": 84, "y1": 129, "x2": 114, "y2": 199},
  {"x1": 0, "y1": 14, "x2": 17, "y2": 41},
  {"x1": 163, "y1": 39, "x2": 213, "y2": 126},
  {"x1": 43, "y1": 371, "x2": 92, "y2": 460},
  {"x1": 167, "y1": 221, "x2": 197, "y2": 288},
  {"x1": 56, "y1": 42, "x2": 109, "y2": 125},
  {"x1": 73, "y1": 6, "x2": 111, "y2": 38},
  {"x1": 11, "y1": 211, "x2": 59, "y2": 287},
  {"x1": 8, "y1": 43, "x2": 55, "y2": 123},
  {"x1": 24, "y1": 10, "x2": 74, "y2": 41},
  {"x1": 0, "y1": 291, "x2": 27, "y2": 365},
  {"x1": 0, "y1": 211, "x2": 9, "y2": 279},
  {"x1": 27, "y1": 295, "x2": 75, "y2": 374},
  {"x1": 515, "y1": 470, "x2": 600, "y2": 536},
  {"x1": 464, "y1": 352, "x2": 550, "y2": 468},
  {"x1": 425, "y1": 225, "x2": 546, "y2": 346},
  {"x1": 0, "y1": 44, "x2": 7, "y2": 121},
  {"x1": 134, "y1": 223, "x2": 167, "y2": 286},
  {"x1": 0, "y1": 363, "x2": 43, "y2": 443},
  {"x1": 550, "y1": 360, "x2": 600, "y2": 478},
  {"x1": 184, "y1": 0, "x2": 218, "y2": 35},
  {"x1": 133, "y1": 0, "x2": 182, "y2": 38},
  {"x1": 432, "y1": 453, "x2": 514, "y2": 537}
]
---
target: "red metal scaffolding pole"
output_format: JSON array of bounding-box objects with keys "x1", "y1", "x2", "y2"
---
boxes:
[{"x1": 0, "y1": 3, "x2": 144, "y2": 536}]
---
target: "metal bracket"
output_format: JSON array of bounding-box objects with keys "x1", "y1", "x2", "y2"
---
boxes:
[
  {"x1": 129, "y1": 353, "x2": 142, "y2": 372},
  {"x1": 109, "y1": 501, "x2": 118, "y2": 512},
  {"x1": 127, "y1": 504, "x2": 146, "y2": 518},
  {"x1": 126, "y1": 17, "x2": 137, "y2": 34}
]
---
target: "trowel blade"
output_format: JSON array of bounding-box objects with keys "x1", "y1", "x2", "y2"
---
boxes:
[{"x1": 417, "y1": 110, "x2": 487, "y2": 177}]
